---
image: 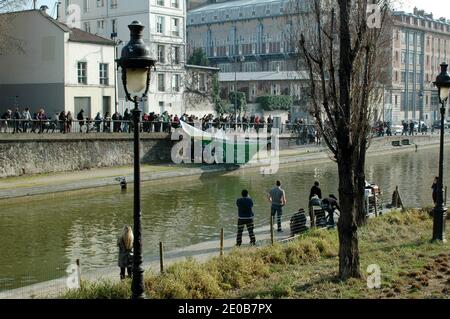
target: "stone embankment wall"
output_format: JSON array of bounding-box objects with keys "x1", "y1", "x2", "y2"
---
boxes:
[
  {"x1": 0, "y1": 134, "x2": 173, "y2": 178},
  {"x1": 0, "y1": 133, "x2": 443, "y2": 178}
]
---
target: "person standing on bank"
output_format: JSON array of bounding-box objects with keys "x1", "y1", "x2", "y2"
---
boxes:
[
  {"x1": 322, "y1": 194, "x2": 340, "y2": 228},
  {"x1": 268, "y1": 181, "x2": 287, "y2": 232},
  {"x1": 117, "y1": 225, "x2": 133, "y2": 280},
  {"x1": 309, "y1": 181, "x2": 322, "y2": 200},
  {"x1": 432, "y1": 176, "x2": 439, "y2": 205},
  {"x1": 236, "y1": 189, "x2": 256, "y2": 246}
]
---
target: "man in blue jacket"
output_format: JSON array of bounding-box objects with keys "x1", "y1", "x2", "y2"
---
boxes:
[{"x1": 236, "y1": 189, "x2": 256, "y2": 246}]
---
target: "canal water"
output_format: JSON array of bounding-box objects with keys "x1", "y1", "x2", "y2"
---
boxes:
[{"x1": 0, "y1": 146, "x2": 447, "y2": 291}]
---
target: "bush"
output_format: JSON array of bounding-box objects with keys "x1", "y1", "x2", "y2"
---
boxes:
[
  {"x1": 61, "y1": 280, "x2": 131, "y2": 299},
  {"x1": 256, "y1": 95, "x2": 293, "y2": 111},
  {"x1": 228, "y1": 92, "x2": 247, "y2": 112}
]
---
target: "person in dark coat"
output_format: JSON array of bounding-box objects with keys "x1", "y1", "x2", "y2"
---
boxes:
[
  {"x1": 309, "y1": 181, "x2": 322, "y2": 200},
  {"x1": 322, "y1": 194, "x2": 340, "y2": 228},
  {"x1": 117, "y1": 225, "x2": 133, "y2": 280},
  {"x1": 77, "y1": 109, "x2": 85, "y2": 133},
  {"x1": 236, "y1": 189, "x2": 256, "y2": 246},
  {"x1": 432, "y1": 176, "x2": 439, "y2": 204}
]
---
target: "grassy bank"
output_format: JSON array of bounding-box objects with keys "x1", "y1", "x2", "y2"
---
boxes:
[{"x1": 62, "y1": 209, "x2": 449, "y2": 299}]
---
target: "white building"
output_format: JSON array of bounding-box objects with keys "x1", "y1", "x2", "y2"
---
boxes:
[
  {"x1": 0, "y1": 8, "x2": 115, "y2": 117},
  {"x1": 58, "y1": 0, "x2": 187, "y2": 116}
]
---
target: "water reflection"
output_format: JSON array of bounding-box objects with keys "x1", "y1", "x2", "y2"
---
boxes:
[{"x1": 0, "y1": 147, "x2": 447, "y2": 291}]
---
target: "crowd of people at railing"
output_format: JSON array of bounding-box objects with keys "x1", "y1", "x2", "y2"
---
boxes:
[{"x1": 0, "y1": 108, "x2": 318, "y2": 139}]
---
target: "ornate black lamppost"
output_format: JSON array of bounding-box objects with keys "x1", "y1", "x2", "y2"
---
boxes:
[
  {"x1": 117, "y1": 21, "x2": 157, "y2": 299},
  {"x1": 432, "y1": 62, "x2": 450, "y2": 243}
]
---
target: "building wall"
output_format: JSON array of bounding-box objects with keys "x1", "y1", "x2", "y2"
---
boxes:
[
  {"x1": 58, "y1": 0, "x2": 187, "y2": 116},
  {"x1": 64, "y1": 40, "x2": 115, "y2": 117},
  {"x1": 389, "y1": 12, "x2": 450, "y2": 125},
  {"x1": 0, "y1": 11, "x2": 65, "y2": 113}
]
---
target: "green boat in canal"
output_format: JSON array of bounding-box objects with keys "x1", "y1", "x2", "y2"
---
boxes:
[{"x1": 180, "y1": 121, "x2": 270, "y2": 164}]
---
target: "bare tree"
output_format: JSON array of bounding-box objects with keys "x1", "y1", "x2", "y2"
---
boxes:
[
  {"x1": 0, "y1": 0, "x2": 30, "y2": 55},
  {"x1": 294, "y1": 0, "x2": 391, "y2": 279}
]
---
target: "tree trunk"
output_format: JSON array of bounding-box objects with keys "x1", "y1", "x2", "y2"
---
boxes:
[
  {"x1": 355, "y1": 142, "x2": 368, "y2": 226},
  {"x1": 337, "y1": 154, "x2": 361, "y2": 280}
]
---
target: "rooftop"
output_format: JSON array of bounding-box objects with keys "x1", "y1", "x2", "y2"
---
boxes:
[
  {"x1": 189, "y1": 0, "x2": 285, "y2": 14},
  {"x1": 219, "y1": 71, "x2": 309, "y2": 82},
  {"x1": 1, "y1": 9, "x2": 115, "y2": 46}
]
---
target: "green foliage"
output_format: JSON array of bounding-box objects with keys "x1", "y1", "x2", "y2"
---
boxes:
[
  {"x1": 61, "y1": 280, "x2": 131, "y2": 299},
  {"x1": 256, "y1": 95, "x2": 293, "y2": 111},
  {"x1": 187, "y1": 48, "x2": 210, "y2": 66},
  {"x1": 228, "y1": 91, "x2": 247, "y2": 113}
]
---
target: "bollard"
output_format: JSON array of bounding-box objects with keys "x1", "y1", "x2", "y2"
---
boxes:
[
  {"x1": 220, "y1": 228, "x2": 224, "y2": 257},
  {"x1": 76, "y1": 259, "x2": 82, "y2": 287},
  {"x1": 374, "y1": 195, "x2": 379, "y2": 217},
  {"x1": 270, "y1": 215, "x2": 274, "y2": 245},
  {"x1": 395, "y1": 186, "x2": 399, "y2": 208},
  {"x1": 159, "y1": 242, "x2": 164, "y2": 274}
]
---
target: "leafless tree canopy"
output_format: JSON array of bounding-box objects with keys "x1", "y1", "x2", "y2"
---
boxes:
[{"x1": 0, "y1": 0, "x2": 30, "y2": 55}]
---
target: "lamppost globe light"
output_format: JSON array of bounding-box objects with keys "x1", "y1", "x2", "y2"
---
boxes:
[
  {"x1": 434, "y1": 62, "x2": 450, "y2": 103},
  {"x1": 126, "y1": 68, "x2": 148, "y2": 94},
  {"x1": 117, "y1": 21, "x2": 157, "y2": 101}
]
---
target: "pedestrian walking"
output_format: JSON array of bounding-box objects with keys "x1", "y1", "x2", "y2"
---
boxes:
[
  {"x1": 12, "y1": 108, "x2": 22, "y2": 133},
  {"x1": 236, "y1": 189, "x2": 256, "y2": 247},
  {"x1": 268, "y1": 180, "x2": 287, "y2": 232},
  {"x1": 77, "y1": 109, "x2": 85, "y2": 133},
  {"x1": 117, "y1": 225, "x2": 133, "y2": 280}
]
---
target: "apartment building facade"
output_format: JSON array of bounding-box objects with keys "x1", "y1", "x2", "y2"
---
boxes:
[
  {"x1": 58, "y1": 0, "x2": 187, "y2": 116},
  {"x1": 187, "y1": 0, "x2": 312, "y2": 119},
  {"x1": 0, "y1": 9, "x2": 115, "y2": 117},
  {"x1": 389, "y1": 9, "x2": 450, "y2": 125}
]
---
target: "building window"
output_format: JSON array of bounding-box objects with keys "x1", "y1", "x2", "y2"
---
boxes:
[
  {"x1": 83, "y1": 22, "x2": 91, "y2": 33},
  {"x1": 110, "y1": 0, "x2": 117, "y2": 9},
  {"x1": 173, "y1": 46, "x2": 180, "y2": 64},
  {"x1": 157, "y1": 0, "x2": 164, "y2": 6},
  {"x1": 83, "y1": 0, "x2": 90, "y2": 12},
  {"x1": 97, "y1": 0, "x2": 104, "y2": 7},
  {"x1": 401, "y1": 51, "x2": 406, "y2": 64},
  {"x1": 111, "y1": 19, "x2": 117, "y2": 34},
  {"x1": 158, "y1": 74, "x2": 165, "y2": 91},
  {"x1": 157, "y1": 16, "x2": 165, "y2": 34},
  {"x1": 78, "y1": 62, "x2": 87, "y2": 84},
  {"x1": 172, "y1": 18, "x2": 180, "y2": 37},
  {"x1": 97, "y1": 20, "x2": 105, "y2": 31},
  {"x1": 171, "y1": 0, "x2": 179, "y2": 8},
  {"x1": 172, "y1": 74, "x2": 180, "y2": 92},
  {"x1": 401, "y1": 31, "x2": 406, "y2": 45},
  {"x1": 158, "y1": 45, "x2": 165, "y2": 63},
  {"x1": 99, "y1": 63, "x2": 109, "y2": 85}
]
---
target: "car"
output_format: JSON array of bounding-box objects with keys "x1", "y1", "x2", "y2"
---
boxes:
[
  {"x1": 432, "y1": 120, "x2": 449, "y2": 130},
  {"x1": 391, "y1": 125, "x2": 403, "y2": 135}
]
